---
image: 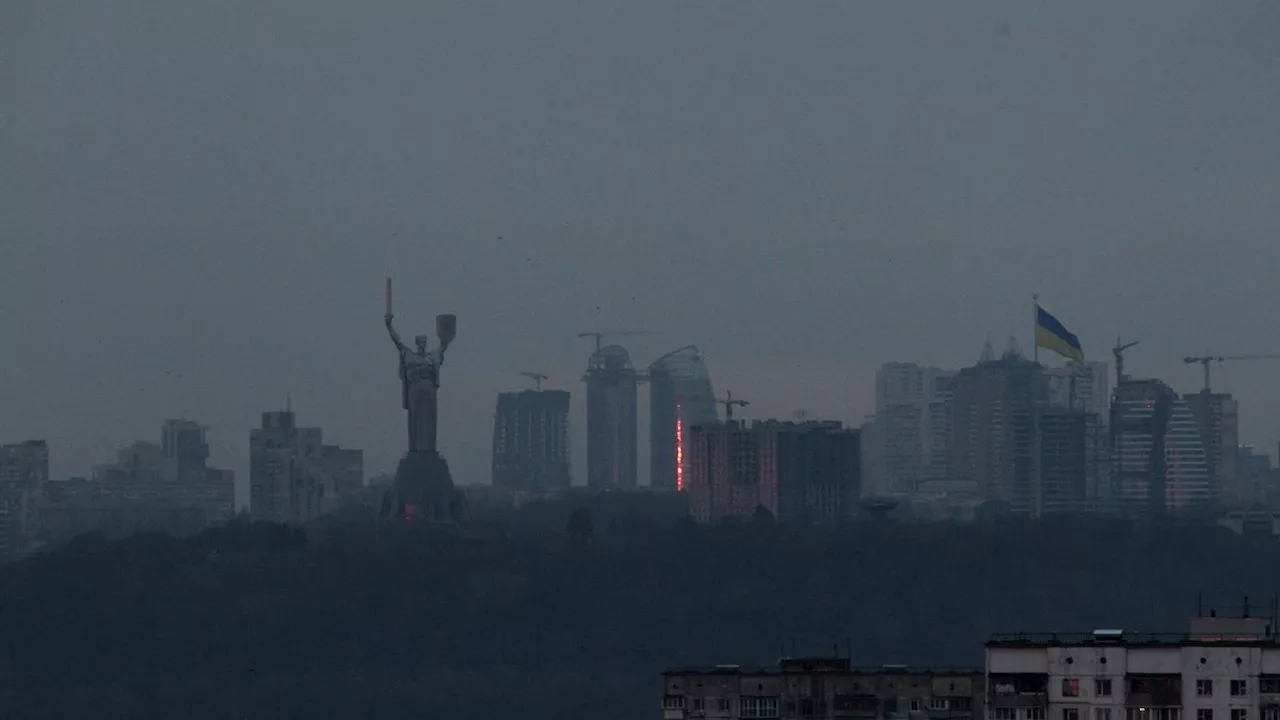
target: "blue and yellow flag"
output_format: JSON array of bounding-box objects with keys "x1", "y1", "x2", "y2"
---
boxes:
[{"x1": 1035, "y1": 305, "x2": 1084, "y2": 362}]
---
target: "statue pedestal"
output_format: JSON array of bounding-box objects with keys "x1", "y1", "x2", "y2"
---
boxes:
[{"x1": 379, "y1": 451, "x2": 466, "y2": 526}]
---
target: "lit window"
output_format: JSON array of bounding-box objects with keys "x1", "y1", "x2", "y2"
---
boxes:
[{"x1": 1063, "y1": 679, "x2": 1081, "y2": 697}]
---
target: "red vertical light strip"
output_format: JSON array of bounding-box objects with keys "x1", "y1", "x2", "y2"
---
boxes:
[{"x1": 675, "y1": 403, "x2": 685, "y2": 491}]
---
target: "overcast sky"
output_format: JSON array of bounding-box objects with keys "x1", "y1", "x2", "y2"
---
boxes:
[{"x1": 4, "y1": 1, "x2": 1280, "y2": 502}]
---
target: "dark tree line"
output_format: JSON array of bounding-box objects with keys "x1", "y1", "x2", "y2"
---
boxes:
[{"x1": 0, "y1": 504, "x2": 1274, "y2": 720}]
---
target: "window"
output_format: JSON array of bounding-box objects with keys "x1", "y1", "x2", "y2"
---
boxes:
[
  {"x1": 931, "y1": 698, "x2": 949, "y2": 711},
  {"x1": 1199, "y1": 710, "x2": 1214, "y2": 720},
  {"x1": 692, "y1": 698, "x2": 704, "y2": 712},
  {"x1": 990, "y1": 710, "x2": 1016, "y2": 720},
  {"x1": 1233, "y1": 681, "x2": 1249, "y2": 697},
  {"x1": 718, "y1": 698, "x2": 732, "y2": 713},
  {"x1": 1261, "y1": 677, "x2": 1280, "y2": 694},
  {"x1": 1232, "y1": 710, "x2": 1248, "y2": 720},
  {"x1": 1096, "y1": 679, "x2": 1113, "y2": 697},
  {"x1": 1096, "y1": 709, "x2": 1113, "y2": 720},
  {"x1": 741, "y1": 696, "x2": 780, "y2": 719},
  {"x1": 1155, "y1": 710, "x2": 1181, "y2": 720},
  {"x1": 912, "y1": 700, "x2": 922, "y2": 713},
  {"x1": 664, "y1": 696, "x2": 685, "y2": 711},
  {"x1": 1199, "y1": 680, "x2": 1215, "y2": 697},
  {"x1": 1064, "y1": 710, "x2": 1080, "y2": 720},
  {"x1": 1028, "y1": 709, "x2": 1047, "y2": 720},
  {"x1": 1063, "y1": 679, "x2": 1081, "y2": 697},
  {"x1": 1262, "y1": 708, "x2": 1279, "y2": 720},
  {"x1": 954, "y1": 698, "x2": 974, "y2": 711}
]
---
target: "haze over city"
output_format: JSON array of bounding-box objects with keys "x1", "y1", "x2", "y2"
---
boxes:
[{"x1": 5, "y1": 1, "x2": 1279, "y2": 497}]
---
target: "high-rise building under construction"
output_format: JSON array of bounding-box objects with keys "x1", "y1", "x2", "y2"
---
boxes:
[
  {"x1": 584, "y1": 345, "x2": 639, "y2": 490},
  {"x1": 684, "y1": 420, "x2": 861, "y2": 523},
  {"x1": 491, "y1": 389, "x2": 571, "y2": 489},
  {"x1": 1112, "y1": 379, "x2": 1212, "y2": 515},
  {"x1": 648, "y1": 346, "x2": 717, "y2": 491}
]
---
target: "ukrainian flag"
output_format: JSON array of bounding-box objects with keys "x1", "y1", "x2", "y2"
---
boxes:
[{"x1": 1035, "y1": 305, "x2": 1084, "y2": 362}]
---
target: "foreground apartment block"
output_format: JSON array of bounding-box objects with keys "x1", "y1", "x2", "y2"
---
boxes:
[
  {"x1": 662, "y1": 657, "x2": 983, "y2": 720},
  {"x1": 986, "y1": 610, "x2": 1280, "y2": 720},
  {"x1": 661, "y1": 608, "x2": 1280, "y2": 720}
]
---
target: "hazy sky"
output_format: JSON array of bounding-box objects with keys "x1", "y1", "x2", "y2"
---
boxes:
[{"x1": 4, "y1": 1, "x2": 1280, "y2": 501}]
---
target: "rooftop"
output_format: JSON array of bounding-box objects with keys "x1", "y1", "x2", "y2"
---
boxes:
[
  {"x1": 664, "y1": 660, "x2": 981, "y2": 678},
  {"x1": 987, "y1": 631, "x2": 1278, "y2": 648}
]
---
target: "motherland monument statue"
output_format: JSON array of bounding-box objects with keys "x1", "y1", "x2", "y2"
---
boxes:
[{"x1": 378, "y1": 277, "x2": 466, "y2": 526}]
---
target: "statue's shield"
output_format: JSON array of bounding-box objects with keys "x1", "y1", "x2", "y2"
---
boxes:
[{"x1": 436, "y1": 314, "x2": 457, "y2": 347}]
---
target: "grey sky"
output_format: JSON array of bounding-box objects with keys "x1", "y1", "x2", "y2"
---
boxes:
[{"x1": 4, "y1": 1, "x2": 1280, "y2": 501}]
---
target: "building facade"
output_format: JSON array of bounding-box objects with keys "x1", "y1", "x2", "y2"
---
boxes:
[
  {"x1": 584, "y1": 345, "x2": 639, "y2": 490},
  {"x1": 491, "y1": 389, "x2": 571, "y2": 489},
  {"x1": 250, "y1": 410, "x2": 360, "y2": 524},
  {"x1": 1112, "y1": 380, "x2": 1212, "y2": 516},
  {"x1": 0, "y1": 440, "x2": 49, "y2": 553},
  {"x1": 1184, "y1": 393, "x2": 1240, "y2": 509},
  {"x1": 685, "y1": 420, "x2": 860, "y2": 524},
  {"x1": 874, "y1": 363, "x2": 956, "y2": 496},
  {"x1": 662, "y1": 658, "x2": 984, "y2": 720},
  {"x1": 947, "y1": 346, "x2": 1046, "y2": 515},
  {"x1": 160, "y1": 419, "x2": 210, "y2": 485},
  {"x1": 986, "y1": 612, "x2": 1280, "y2": 720},
  {"x1": 649, "y1": 346, "x2": 718, "y2": 492},
  {"x1": 1044, "y1": 362, "x2": 1110, "y2": 419}
]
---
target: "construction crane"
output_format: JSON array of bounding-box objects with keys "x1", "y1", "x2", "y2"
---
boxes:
[
  {"x1": 576, "y1": 330, "x2": 654, "y2": 353},
  {"x1": 717, "y1": 390, "x2": 749, "y2": 422},
  {"x1": 1183, "y1": 353, "x2": 1280, "y2": 393},
  {"x1": 520, "y1": 372, "x2": 548, "y2": 391},
  {"x1": 1113, "y1": 337, "x2": 1139, "y2": 386}
]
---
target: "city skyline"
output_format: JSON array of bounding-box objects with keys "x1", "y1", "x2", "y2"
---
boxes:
[{"x1": 5, "y1": 1, "x2": 1280, "y2": 495}]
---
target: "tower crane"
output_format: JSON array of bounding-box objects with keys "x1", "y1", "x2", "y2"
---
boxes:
[
  {"x1": 520, "y1": 372, "x2": 548, "y2": 391},
  {"x1": 717, "y1": 390, "x2": 749, "y2": 422},
  {"x1": 1113, "y1": 337, "x2": 1139, "y2": 386},
  {"x1": 1183, "y1": 353, "x2": 1280, "y2": 394},
  {"x1": 576, "y1": 330, "x2": 654, "y2": 353}
]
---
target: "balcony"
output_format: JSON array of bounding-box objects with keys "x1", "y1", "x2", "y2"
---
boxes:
[
  {"x1": 833, "y1": 695, "x2": 880, "y2": 718},
  {"x1": 1127, "y1": 677, "x2": 1182, "y2": 708},
  {"x1": 989, "y1": 674, "x2": 1049, "y2": 708}
]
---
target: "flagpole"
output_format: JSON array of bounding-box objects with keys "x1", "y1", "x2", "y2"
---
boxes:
[
  {"x1": 1031, "y1": 293, "x2": 1042, "y2": 519},
  {"x1": 1032, "y1": 294, "x2": 1039, "y2": 364}
]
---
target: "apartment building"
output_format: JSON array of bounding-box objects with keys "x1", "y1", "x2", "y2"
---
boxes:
[
  {"x1": 985, "y1": 611, "x2": 1280, "y2": 720},
  {"x1": 662, "y1": 657, "x2": 984, "y2": 720},
  {"x1": 874, "y1": 363, "x2": 956, "y2": 496}
]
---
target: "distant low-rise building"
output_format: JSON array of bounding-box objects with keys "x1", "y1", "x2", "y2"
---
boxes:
[
  {"x1": 0, "y1": 440, "x2": 49, "y2": 554},
  {"x1": 250, "y1": 409, "x2": 362, "y2": 524},
  {"x1": 661, "y1": 658, "x2": 984, "y2": 720}
]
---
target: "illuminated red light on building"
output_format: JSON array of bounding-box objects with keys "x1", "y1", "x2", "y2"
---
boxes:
[{"x1": 675, "y1": 404, "x2": 685, "y2": 492}]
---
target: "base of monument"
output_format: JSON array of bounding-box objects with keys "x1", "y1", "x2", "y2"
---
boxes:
[{"x1": 378, "y1": 451, "x2": 467, "y2": 527}]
